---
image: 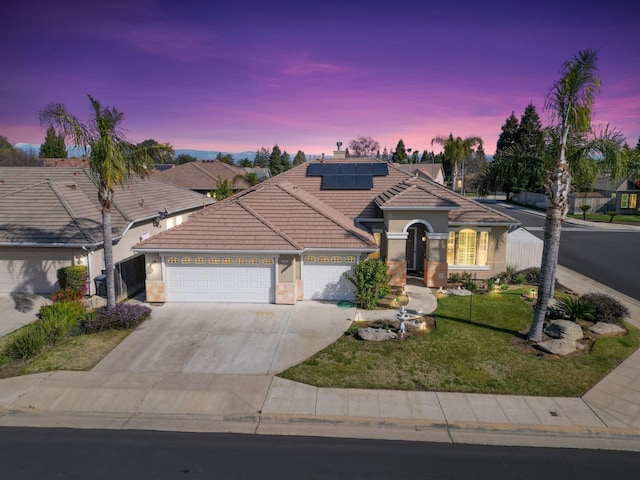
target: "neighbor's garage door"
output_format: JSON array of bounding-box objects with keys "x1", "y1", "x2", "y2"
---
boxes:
[
  {"x1": 303, "y1": 253, "x2": 357, "y2": 301},
  {"x1": 0, "y1": 247, "x2": 74, "y2": 294},
  {"x1": 165, "y1": 255, "x2": 275, "y2": 303}
]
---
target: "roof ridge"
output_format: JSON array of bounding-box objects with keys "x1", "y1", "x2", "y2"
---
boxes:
[
  {"x1": 236, "y1": 197, "x2": 303, "y2": 250},
  {"x1": 191, "y1": 162, "x2": 219, "y2": 183},
  {"x1": 276, "y1": 181, "x2": 376, "y2": 247},
  {"x1": 48, "y1": 180, "x2": 96, "y2": 244}
]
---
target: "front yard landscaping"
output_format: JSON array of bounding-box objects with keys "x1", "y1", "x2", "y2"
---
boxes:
[{"x1": 280, "y1": 286, "x2": 640, "y2": 397}]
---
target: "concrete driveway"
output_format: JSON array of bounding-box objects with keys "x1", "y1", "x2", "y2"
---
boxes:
[
  {"x1": 93, "y1": 301, "x2": 355, "y2": 375},
  {"x1": 0, "y1": 294, "x2": 49, "y2": 337}
]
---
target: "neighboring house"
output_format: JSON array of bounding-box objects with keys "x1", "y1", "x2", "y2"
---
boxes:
[
  {"x1": 135, "y1": 152, "x2": 517, "y2": 305},
  {"x1": 154, "y1": 160, "x2": 249, "y2": 196},
  {"x1": 244, "y1": 167, "x2": 272, "y2": 180},
  {"x1": 594, "y1": 176, "x2": 640, "y2": 214},
  {"x1": 393, "y1": 163, "x2": 446, "y2": 185},
  {"x1": 0, "y1": 167, "x2": 214, "y2": 298}
]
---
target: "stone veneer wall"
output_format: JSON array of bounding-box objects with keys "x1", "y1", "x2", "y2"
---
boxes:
[
  {"x1": 275, "y1": 282, "x2": 296, "y2": 305},
  {"x1": 424, "y1": 260, "x2": 447, "y2": 288},
  {"x1": 387, "y1": 259, "x2": 407, "y2": 287},
  {"x1": 296, "y1": 279, "x2": 304, "y2": 301},
  {"x1": 145, "y1": 280, "x2": 166, "y2": 302}
]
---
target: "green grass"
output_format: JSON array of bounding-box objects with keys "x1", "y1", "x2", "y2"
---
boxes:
[
  {"x1": 0, "y1": 326, "x2": 132, "y2": 379},
  {"x1": 568, "y1": 212, "x2": 640, "y2": 224},
  {"x1": 280, "y1": 287, "x2": 640, "y2": 396}
]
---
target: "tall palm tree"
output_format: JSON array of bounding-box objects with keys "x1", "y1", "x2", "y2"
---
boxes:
[
  {"x1": 527, "y1": 49, "x2": 601, "y2": 341},
  {"x1": 431, "y1": 134, "x2": 483, "y2": 193},
  {"x1": 40, "y1": 95, "x2": 173, "y2": 308}
]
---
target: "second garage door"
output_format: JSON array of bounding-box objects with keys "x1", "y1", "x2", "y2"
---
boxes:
[
  {"x1": 303, "y1": 253, "x2": 357, "y2": 301},
  {"x1": 166, "y1": 255, "x2": 275, "y2": 303}
]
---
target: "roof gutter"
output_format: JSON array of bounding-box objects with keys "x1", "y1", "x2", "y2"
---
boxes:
[{"x1": 0, "y1": 241, "x2": 103, "y2": 248}]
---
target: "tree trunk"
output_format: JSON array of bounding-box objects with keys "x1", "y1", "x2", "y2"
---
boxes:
[
  {"x1": 102, "y1": 208, "x2": 116, "y2": 308},
  {"x1": 528, "y1": 206, "x2": 563, "y2": 341},
  {"x1": 528, "y1": 129, "x2": 571, "y2": 342}
]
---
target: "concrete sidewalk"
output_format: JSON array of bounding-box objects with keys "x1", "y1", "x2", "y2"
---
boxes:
[{"x1": 1, "y1": 269, "x2": 640, "y2": 451}]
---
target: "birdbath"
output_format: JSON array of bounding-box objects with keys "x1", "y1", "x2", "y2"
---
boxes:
[{"x1": 396, "y1": 305, "x2": 411, "y2": 338}]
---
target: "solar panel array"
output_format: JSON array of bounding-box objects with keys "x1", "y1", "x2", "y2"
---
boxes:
[{"x1": 306, "y1": 162, "x2": 388, "y2": 190}]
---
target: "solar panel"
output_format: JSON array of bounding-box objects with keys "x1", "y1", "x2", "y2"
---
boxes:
[
  {"x1": 306, "y1": 163, "x2": 324, "y2": 176},
  {"x1": 340, "y1": 163, "x2": 357, "y2": 175},
  {"x1": 355, "y1": 163, "x2": 372, "y2": 175},
  {"x1": 356, "y1": 175, "x2": 374, "y2": 188},
  {"x1": 321, "y1": 174, "x2": 374, "y2": 190},
  {"x1": 371, "y1": 163, "x2": 389, "y2": 176},
  {"x1": 324, "y1": 163, "x2": 341, "y2": 175}
]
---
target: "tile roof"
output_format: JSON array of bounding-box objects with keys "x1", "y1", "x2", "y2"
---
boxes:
[
  {"x1": 154, "y1": 160, "x2": 249, "y2": 191},
  {"x1": 134, "y1": 157, "x2": 517, "y2": 254},
  {"x1": 135, "y1": 180, "x2": 378, "y2": 252},
  {"x1": 0, "y1": 167, "x2": 213, "y2": 246}
]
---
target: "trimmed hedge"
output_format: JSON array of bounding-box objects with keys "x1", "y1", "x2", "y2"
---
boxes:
[{"x1": 56, "y1": 265, "x2": 88, "y2": 294}]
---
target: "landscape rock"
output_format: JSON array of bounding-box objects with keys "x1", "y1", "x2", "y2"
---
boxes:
[
  {"x1": 589, "y1": 322, "x2": 626, "y2": 336},
  {"x1": 544, "y1": 320, "x2": 583, "y2": 340},
  {"x1": 536, "y1": 338, "x2": 585, "y2": 356},
  {"x1": 358, "y1": 328, "x2": 397, "y2": 341}
]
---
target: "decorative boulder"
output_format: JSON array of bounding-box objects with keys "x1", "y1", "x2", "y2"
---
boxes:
[
  {"x1": 544, "y1": 320, "x2": 583, "y2": 340},
  {"x1": 358, "y1": 328, "x2": 397, "y2": 341},
  {"x1": 536, "y1": 339, "x2": 585, "y2": 356},
  {"x1": 589, "y1": 322, "x2": 627, "y2": 336}
]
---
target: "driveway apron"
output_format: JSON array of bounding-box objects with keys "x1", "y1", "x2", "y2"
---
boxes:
[{"x1": 92, "y1": 301, "x2": 352, "y2": 375}]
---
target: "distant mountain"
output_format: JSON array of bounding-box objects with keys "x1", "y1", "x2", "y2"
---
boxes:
[
  {"x1": 14, "y1": 143, "x2": 85, "y2": 157},
  {"x1": 13, "y1": 143, "x2": 327, "y2": 163}
]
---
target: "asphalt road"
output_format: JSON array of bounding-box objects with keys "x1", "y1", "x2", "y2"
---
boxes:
[
  {"x1": 1, "y1": 427, "x2": 639, "y2": 479},
  {"x1": 484, "y1": 201, "x2": 640, "y2": 302}
]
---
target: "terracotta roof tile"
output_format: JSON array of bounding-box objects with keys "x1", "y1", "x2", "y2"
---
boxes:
[{"x1": 154, "y1": 160, "x2": 249, "y2": 191}]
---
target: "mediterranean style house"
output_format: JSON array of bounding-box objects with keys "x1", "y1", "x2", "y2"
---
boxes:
[
  {"x1": 0, "y1": 167, "x2": 213, "y2": 298},
  {"x1": 134, "y1": 152, "x2": 518, "y2": 304}
]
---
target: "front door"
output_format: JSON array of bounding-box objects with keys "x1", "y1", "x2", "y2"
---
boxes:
[{"x1": 406, "y1": 227, "x2": 417, "y2": 271}]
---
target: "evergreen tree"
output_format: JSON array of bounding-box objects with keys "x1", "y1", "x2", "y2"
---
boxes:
[
  {"x1": 345, "y1": 148, "x2": 351, "y2": 157},
  {"x1": 281, "y1": 150, "x2": 292, "y2": 171},
  {"x1": 254, "y1": 147, "x2": 270, "y2": 168},
  {"x1": 382, "y1": 147, "x2": 389, "y2": 161},
  {"x1": 0, "y1": 135, "x2": 12, "y2": 151},
  {"x1": 517, "y1": 104, "x2": 545, "y2": 156},
  {"x1": 391, "y1": 139, "x2": 408, "y2": 163},
  {"x1": 237, "y1": 157, "x2": 253, "y2": 167},
  {"x1": 216, "y1": 152, "x2": 235, "y2": 165},
  {"x1": 175, "y1": 153, "x2": 197, "y2": 164},
  {"x1": 293, "y1": 150, "x2": 306, "y2": 165},
  {"x1": 495, "y1": 113, "x2": 520, "y2": 156},
  {"x1": 269, "y1": 144, "x2": 283, "y2": 175},
  {"x1": 39, "y1": 126, "x2": 67, "y2": 158}
]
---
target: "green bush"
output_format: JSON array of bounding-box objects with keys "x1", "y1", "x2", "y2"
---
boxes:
[
  {"x1": 516, "y1": 267, "x2": 540, "y2": 285},
  {"x1": 38, "y1": 300, "x2": 86, "y2": 343},
  {"x1": 581, "y1": 293, "x2": 630, "y2": 324},
  {"x1": 56, "y1": 265, "x2": 88, "y2": 294},
  {"x1": 448, "y1": 272, "x2": 461, "y2": 284},
  {"x1": 4, "y1": 325, "x2": 46, "y2": 361},
  {"x1": 344, "y1": 258, "x2": 391, "y2": 310},
  {"x1": 556, "y1": 296, "x2": 594, "y2": 321}
]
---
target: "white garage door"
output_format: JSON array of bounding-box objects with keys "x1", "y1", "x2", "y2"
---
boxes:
[
  {"x1": 0, "y1": 248, "x2": 74, "y2": 294},
  {"x1": 165, "y1": 255, "x2": 275, "y2": 303},
  {"x1": 303, "y1": 253, "x2": 357, "y2": 301}
]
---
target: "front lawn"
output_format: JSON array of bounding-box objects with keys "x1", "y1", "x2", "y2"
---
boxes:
[
  {"x1": 568, "y1": 212, "x2": 640, "y2": 224},
  {"x1": 280, "y1": 287, "x2": 640, "y2": 396}
]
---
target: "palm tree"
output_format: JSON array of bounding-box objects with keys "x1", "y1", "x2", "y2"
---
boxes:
[
  {"x1": 40, "y1": 95, "x2": 173, "y2": 308},
  {"x1": 431, "y1": 134, "x2": 483, "y2": 193},
  {"x1": 527, "y1": 49, "x2": 602, "y2": 341}
]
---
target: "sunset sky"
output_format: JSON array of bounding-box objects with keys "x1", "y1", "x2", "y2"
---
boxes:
[{"x1": 2, "y1": 0, "x2": 639, "y2": 156}]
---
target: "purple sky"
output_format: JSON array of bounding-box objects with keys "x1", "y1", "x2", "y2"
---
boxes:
[{"x1": 2, "y1": 0, "x2": 639, "y2": 156}]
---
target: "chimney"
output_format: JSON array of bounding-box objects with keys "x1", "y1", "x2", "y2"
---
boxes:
[
  {"x1": 333, "y1": 150, "x2": 346, "y2": 159},
  {"x1": 321, "y1": 153, "x2": 325, "y2": 163}
]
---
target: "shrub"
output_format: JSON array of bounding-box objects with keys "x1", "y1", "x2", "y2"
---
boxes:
[
  {"x1": 56, "y1": 265, "x2": 88, "y2": 293},
  {"x1": 51, "y1": 286, "x2": 84, "y2": 303},
  {"x1": 38, "y1": 300, "x2": 86, "y2": 343},
  {"x1": 580, "y1": 204, "x2": 591, "y2": 220},
  {"x1": 515, "y1": 273, "x2": 527, "y2": 285},
  {"x1": 4, "y1": 325, "x2": 46, "y2": 361},
  {"x1": 581, "y1": 293, "x2": 630, "y2": 324},
  {"x1": 486, "y1": 276, "x2": 498, "y2": 289},
  {"x1": 448, "y1": 273, "x2": 461, "y2": 284},
  {"x1": 344, "y1": 259, "x2": 392, "y2": 310},
  {"x1": 81, "y1": 303, "x2": 151, "y2": 333},
  {"x1": 516, "y1": 267, "x2": 540, "y2": 285},
  {"x1": 556, "y1": 296, "x2": 595, "y2": 322},
  {"x1": 461, "y1": 279, "x2": 477, "y2": 291}
]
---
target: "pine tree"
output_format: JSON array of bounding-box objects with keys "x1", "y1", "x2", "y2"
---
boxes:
[
  {"x1": 293, "y1": 150, "x2": 306, "y2": 165},
  {"x1": 269, "y1": 144, "x2": 283, "y2": 175},
  {"x1": 254, "y1": 147, "x2": 270, "y2": 168},
  {"x1": 39, "y1": 126, "x2": 67, "y2": 158},
  {"x1": 392, "y1": 139, "x2": 408, "y2": 163},
  {"x1": 495, "y1": 113, "x2": 520, "y2": 156},
  {"x1": 281, "y1": 150, "x2": 292, "y2": 171},
  {"x1": 517, "y1": 104, "x2": 545, "y2": 156}
]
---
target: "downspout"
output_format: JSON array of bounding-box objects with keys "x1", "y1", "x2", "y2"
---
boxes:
[{"x1": 82, "y1": 246, "x2": 94, "y2": 296}]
